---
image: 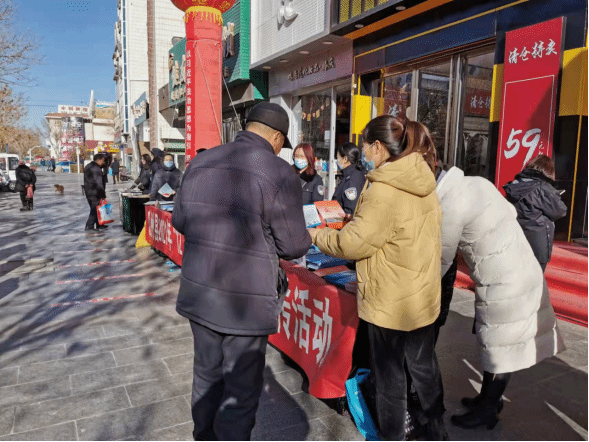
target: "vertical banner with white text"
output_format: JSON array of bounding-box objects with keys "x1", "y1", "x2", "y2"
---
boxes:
[{"x1": 495, "y1": 17, "x2": 565, "y2": 194}]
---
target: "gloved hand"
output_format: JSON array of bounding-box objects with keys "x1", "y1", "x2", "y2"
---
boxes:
[{"x1": 129, "y1": 183, "x2": 137, "y2": 190}]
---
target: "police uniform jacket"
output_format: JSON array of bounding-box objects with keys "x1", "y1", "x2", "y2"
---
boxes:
[
  {"x1": 299, "y1": 171, "x2": 324, "y2": 205},
  {"x1": 332, "y1": 165, "x2": 366, "y2": 214}
]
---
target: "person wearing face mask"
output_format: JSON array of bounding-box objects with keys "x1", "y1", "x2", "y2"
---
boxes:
[
  {"x1": 332, "y1": 142, "x2": 366, "y2": 215},
  {"x1": 149, "y1": 153, "x2": 182, "y2": 201},
  {"x1": 308, "y1": 116, "x2": 446, "y2": 440},
  {"x1": 130, "y1": 154, "x2": 152, "y2": 195},
  {"x1": 293, "y1": 144, "x2": 325, "y2": 205}
]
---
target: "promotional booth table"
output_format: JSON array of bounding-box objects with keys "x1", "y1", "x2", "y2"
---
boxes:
[{"x1": 144, "y1": 205, "x2": 359, "y2": 399}]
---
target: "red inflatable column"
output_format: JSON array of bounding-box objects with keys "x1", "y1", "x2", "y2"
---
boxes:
[{"x1": 171, "y1": 1, "x2": 236, "y2": 164}]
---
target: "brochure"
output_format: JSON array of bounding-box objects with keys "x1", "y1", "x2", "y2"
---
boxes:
[
  {"x1": 314, "y1": 200, "x2": 346, "y2": 229},
  {"x1": 158, "y1": 183, "x2": 174, "y2": 198},
  {"x1": 303, "y1": 204, "x2": 322, "y2": 228}
]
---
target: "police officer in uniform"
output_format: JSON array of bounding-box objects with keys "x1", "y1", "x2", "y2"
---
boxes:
[
  {"x1": 293, "y1": 143, "x2": 325, "y2": 205},
  {"x1": 332, "y1": 142, "x2": 366, "y2": 215}
]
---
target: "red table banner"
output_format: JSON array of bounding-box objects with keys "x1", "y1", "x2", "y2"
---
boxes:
[
  {"x1": 495, "y1": 17, "x2": 565, "y2": 194},
  {"x1": 269, "y1": 261, "x2": 359, "y2": 399},
  {"x1": 145, "y1": 205, "x2": 184, "y2": 266}
]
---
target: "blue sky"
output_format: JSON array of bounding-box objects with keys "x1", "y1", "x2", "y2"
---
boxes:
[{"x1": 15, "y1": 0, "x2": 117, "y2": 129}]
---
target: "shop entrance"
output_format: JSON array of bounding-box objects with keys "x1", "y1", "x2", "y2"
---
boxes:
[
  {"x1": 372, "y1": 46, "x2": 495, "y2": 178},
  {"x1": 292, "y1": 82, "x2": 352, "y2": 199}
]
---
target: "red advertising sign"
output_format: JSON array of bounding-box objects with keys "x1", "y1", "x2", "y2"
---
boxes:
[
  {"x1": 465, "y1": 89, "x2": 492, "y2": 116},
  {"x1": 495, "y1": 17, "x2": 565, "y2": 194},
  {"x1": 269, "y1": 261, "x2": 359, "y2": 399},
  {"x1": 145, "y1": 206, "x2": 184, "y2": 266}
]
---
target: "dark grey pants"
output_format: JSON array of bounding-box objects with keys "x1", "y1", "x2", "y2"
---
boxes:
[
  {"x1": 189, "y1": 320, "x2": 267, "y2": 441},
  {"x1": 367, "y1": 322, "x2": 445, "y2": 440}
]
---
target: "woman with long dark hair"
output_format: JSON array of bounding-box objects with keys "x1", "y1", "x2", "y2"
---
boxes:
[
  {"x1": 332, "y1": 142, "x2": 366, "y2": 215},
  {"x1": 292, "y1": 143, "x2": 324, "y2": 205},
  {"x1": 504, "y1": 155, "x2": 567, "y2": 272},
  {"x1": 309, "y1": 116, "x2": 446, "y2": 440}
]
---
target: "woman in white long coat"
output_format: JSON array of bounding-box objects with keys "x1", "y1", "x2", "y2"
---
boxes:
[{"x1": 436, "y1": 166, "x2": 565, "y2": 430}]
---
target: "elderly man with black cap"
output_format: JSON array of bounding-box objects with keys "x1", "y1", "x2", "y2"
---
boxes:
[{"x1": 172, "y1": 102, "x2": 311, "y2": 441}]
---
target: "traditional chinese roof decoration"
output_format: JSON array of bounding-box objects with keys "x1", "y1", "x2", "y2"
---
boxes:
[{"x1": 171, "y1": 0, "x2": 236, "y2": 13}]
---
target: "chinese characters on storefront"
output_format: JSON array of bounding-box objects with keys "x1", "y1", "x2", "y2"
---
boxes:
[
  {"x1": 288, "y1": 57, "x2": 336, "y2": 81},
  {"x1": 495, "y1": 17, "x2": 564, "y2": 193}
]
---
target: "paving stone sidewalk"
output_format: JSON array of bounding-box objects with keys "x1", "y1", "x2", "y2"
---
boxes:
[{"x1": 0, "y1": 172, "x2": 586, "y2": 441}]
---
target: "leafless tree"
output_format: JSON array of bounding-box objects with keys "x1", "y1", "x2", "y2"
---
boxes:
[
  {"x1": 41, "y1": 117, "x2": 63, "y2": 157},
  {"x1": 0, "y1": 0, "x2": 43, "y2": 86},
  {"x1": 4, "y1": 126, "x2": 44, "y2": 158}
]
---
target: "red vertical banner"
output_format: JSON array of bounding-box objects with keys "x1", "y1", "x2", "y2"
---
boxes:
[
  {"x1": 495, "y1": 17, "x2": 565, "y2": 194},
  {"x1": 184, "y1": 8, "x2": 224, "y2": 164}
]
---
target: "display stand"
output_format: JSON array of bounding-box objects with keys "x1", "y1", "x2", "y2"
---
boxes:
[{"x1": 144, "y1": 205, "x2": 359, "y2": 399}]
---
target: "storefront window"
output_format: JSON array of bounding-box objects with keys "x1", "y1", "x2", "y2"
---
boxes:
[
  {"x1": 372, "y1": 72, "x2": 413, "y2": 121},
  {"x1": 456, "y1": 52, "x2": 494, "y2": 177},
  {"x1": 417, "y1": 62, "x2": 452, "y2": 164}
]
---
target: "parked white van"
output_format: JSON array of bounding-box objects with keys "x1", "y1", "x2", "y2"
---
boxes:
[{"x1": 0, "y1": 154, "x2": 20, "y2": 192}]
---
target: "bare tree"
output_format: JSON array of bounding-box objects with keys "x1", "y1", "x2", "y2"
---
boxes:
[
  {"x1": 4, "y1": 126, "x2": 43, "y2": 158},
  {"x1": 0, "y1": 84, "x2": 25, "y2": 148},
  {"x1": 0, "y1": 0, "x2": 43, "y2": 86},
  {"x1": 41, "y1": 117, "x2": 62, "y2": 158}
]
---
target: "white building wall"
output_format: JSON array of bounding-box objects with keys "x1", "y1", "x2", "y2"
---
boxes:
[
  {"x1": 250, "y1": 0, "x2": 329, "y2": 67},
  {"x1": 92, "y1": 123, "x2": 115, "y2": 141},
  {"x1": 127, "y1": 0, "x2": 149, "y2": 133},
  {"x1": 154, "y1": 1, "x2": 185, "y2": 143}
]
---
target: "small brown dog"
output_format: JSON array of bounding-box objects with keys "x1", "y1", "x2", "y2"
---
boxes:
[{"x1": 54, "y1": 184, "x2": 64, "y2": 194}]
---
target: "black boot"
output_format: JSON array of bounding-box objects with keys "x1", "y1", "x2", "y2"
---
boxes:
[
  {"x1": 461, "y1": 395, "x2": 504, "y2": 413},
  {"x1": 451, "y1": 405, "x2": 499, "y2": 430},
  {"x1": 20, "y1": 206, "x2": 29, "y2": 211},
  {"x1": 453, "y1": 371, "x2": 510, "y2": 430},
  {"x1": 28, "y1": 200, "x2": 33, "y2": 210}
]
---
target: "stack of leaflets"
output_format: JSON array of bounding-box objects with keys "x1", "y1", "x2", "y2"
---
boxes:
[
  {"x1": 303, "y1": 204, "x2": 322, "y2": 228},
  {"x1": 323, "y1": 270, "x2": 357, "y2": 289},
  {"x1": 306, "y1": 253, "x2": 347, "y2": 270}
]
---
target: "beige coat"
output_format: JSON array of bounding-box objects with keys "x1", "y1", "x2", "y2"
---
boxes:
[{"x1": 311, "y1": 153, "x2": 442, "y2": 331}]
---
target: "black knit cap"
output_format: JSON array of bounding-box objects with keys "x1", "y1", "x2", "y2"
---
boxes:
[{"x1": 246, "y1": 102, "x2": 292, "y2": 148}]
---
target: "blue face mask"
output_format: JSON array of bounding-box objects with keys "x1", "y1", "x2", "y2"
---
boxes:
[
  {"x1": 361, "y1": 151, "x2": 375, "y2": 172},
  {"x1": 164, "y1": 161, "x2": 174, "y2": 168},
  {"x1": 294, "y1": 159, "x2": 308, "y2": 170}
]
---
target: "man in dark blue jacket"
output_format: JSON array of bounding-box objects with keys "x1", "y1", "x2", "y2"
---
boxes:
[{"x1": 172, "y1": 102, "x2": 311, "y2": 441}]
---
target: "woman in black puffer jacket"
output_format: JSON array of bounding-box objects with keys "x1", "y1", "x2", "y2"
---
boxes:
[
  {"x1": 504, "y1": 155, "x2": 567, "y2": 272},
  {"x1": 131, "y1": 154, "x2": 152, "y2": 195}
]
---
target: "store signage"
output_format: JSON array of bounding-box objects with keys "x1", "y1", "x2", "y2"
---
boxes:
[
  {"x1": 132, "y1": 93, "x2": 149, "y2": 126},
  {"x1": 288, "y1": 57, "x2": 335, "y2": 81},
  {"x1": 60, "y1": 117, "x2": 85, "y2": 155},
  {"x1": 169, "y1": 39, "x2": 187, "y2": 106},
  {"x1": 277, "y1": 0, "x2": 298, "y2": 26},
  {"x1": 495, "y1": 17, "x2": 564, "y2": 194},
  {"x1": 465, "y1": 89, "x2": 492, "y2": 117},
  {"x1": 222, "y1": 22, "x2": 235, "y2": 58},
  {"x1": 184, "y1": 41, "x2": 195, "y2": 163},
  {"x1": 58, "y1": 105, "x2": 90, "y2": 116}
]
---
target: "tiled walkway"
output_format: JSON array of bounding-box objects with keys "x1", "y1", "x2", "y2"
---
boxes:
[{"x1": 0, "y1": 172, "x2": 586, "y2": 440}]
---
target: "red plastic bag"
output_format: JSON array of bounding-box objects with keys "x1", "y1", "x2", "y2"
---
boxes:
[
  {"x1": 97, "y1": 198, "x2": 114, "y2": 225},
  {"x1": 26, "y1": 184, "x2": 33, "y2": 199}
]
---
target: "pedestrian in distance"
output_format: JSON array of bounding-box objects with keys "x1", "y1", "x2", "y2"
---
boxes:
[
  {"x1": 293, "y1": 143, "x2": 325, "y2": 204},
  {"x1": 436, "y1": 165, "x2": 565, "y2": 430},
  {"x1": 172, "y1": 102, "x2": 311, "y2": 441},
  {"x1": 503, "y1": 154, "x2": 567, "y2": 272},
  {"x1": 50, "y1": 157, "x2": 56, "y2": 173},
  {"x1": 309, "y1": 116, "x2": 447, "y2": 441},
  {"x1": 332, "y1": 141, "x2": 366, "y2": 215},
  {"x1": 101, "y1": 152, "x2": 112, "y2": 190},
  {"x1": 111, "y1": 157, "x2": 120, "y2": 185},
  {"x1": 15, "y1": 160, "x2": 36, "y2": 211},
  {"x1": 130, "y1": 154, "x2": 152, "y2": 195},
  {"x1": 149, "y1": 154, "x2": 182, "y2": 201},
  {"x1": 83, "y1": 154, "x2": 108, "y2": 231}
]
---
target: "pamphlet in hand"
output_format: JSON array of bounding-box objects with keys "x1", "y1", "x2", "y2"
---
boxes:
[
  {"x1": 303, "y1": 204, "x2": 322, "y2": 228},
  {"x1": 158, "y1": 183, "x2": 174, "y2": 198},
  {"x1": 314, "y1": 201, "x2": 346, "y2": 229}
]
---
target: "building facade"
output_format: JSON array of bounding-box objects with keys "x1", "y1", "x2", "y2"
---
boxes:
[
  {"x1": 336, "y1": 0, "x2": 587, "y2": 240},
  {"x1": 250, "y1": 0, "x2": 352, "y2": 199}
]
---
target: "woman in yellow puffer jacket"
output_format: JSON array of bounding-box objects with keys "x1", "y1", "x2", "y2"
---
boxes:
[{"x1": 309, "y1": 116, "x2": 445, "y2": 440}]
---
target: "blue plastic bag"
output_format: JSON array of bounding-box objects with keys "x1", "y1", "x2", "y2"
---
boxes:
[{"x1": 345, "y1": 369, "x2": 380, "y2": 441}]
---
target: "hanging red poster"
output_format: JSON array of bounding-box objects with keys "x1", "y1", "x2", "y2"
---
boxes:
[
  {"x1": 145, "y1": 205, "x2": 184, "y2": 266},
  {"x1": 495, "y1": 17, "x2": 565, "y2": 194}
]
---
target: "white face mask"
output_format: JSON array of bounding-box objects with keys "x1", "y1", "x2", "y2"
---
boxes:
[
  {"x1": 294, "y1": 159, "x2": 308, "y2": 170},
  {"x1": 164, "y1": 161, "x2": 174, "y2": 168}
]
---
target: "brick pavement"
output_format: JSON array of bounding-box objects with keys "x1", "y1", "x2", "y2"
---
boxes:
[{"x1": 0, "y1": 172, "x2": 586, "y2": 441}]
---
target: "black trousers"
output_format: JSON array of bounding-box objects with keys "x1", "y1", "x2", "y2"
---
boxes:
[
  {"x1": 367, "y1": 322, "x2": 445, "y2": 441},
  {"x1": 85, "y1": 199, "x2": 99, "y2": 229},
  {"x1": 112, "y1": 173, "x2": 119, "y2": 184},
  {"x1": 189, "y1": 320, "x2": 267, "y2": 441},
  {"x1": 19, "y1": 191, "x2": 28, "y2": 206}
]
